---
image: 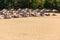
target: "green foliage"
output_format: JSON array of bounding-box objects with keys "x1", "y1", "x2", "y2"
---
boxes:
[
  {"x1": 0, "y1": 0, "x2": 60, "y2": 9},
  {"x1": 31, "y1": 0, "x2": 40, "y2": 9},
  {"x1": 57, "y1": 0, "x2": 60, "y2": 9}
]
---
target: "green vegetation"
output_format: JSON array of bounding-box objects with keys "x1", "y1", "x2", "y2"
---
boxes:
[{"x1": 0, "y1": 0, "x2": 60, "y2": 10}]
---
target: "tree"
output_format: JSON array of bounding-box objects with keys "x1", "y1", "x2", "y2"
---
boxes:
[
  {"x1": 0, "y1": 0, "x2": 60, "y2": 10},
  {"x1": 57, "y1": 0, "x2": 60, "y2": 9},
  {"x1": 31, "y1": 0, "x2": 40, "y2": 9},
  {"x1": 39, "y1": 0, "x2": 45, "y2": 9}
]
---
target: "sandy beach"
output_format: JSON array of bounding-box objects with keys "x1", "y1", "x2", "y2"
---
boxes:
[{"x1": 0, "y1": 14, "x2": 60, "y2": 40}]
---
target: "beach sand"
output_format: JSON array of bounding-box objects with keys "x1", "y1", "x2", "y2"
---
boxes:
[{"x1": 0, "y1": 14, "x2": 60, "y2": 40}]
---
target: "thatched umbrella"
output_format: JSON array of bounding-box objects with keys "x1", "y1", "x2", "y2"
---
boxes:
[
  {"x1": 31, "y1": 10, "x2": 37, "y2": 17},
  {"x1": 12, "y1": 11, "x2": 19, "y2": 18},
  {"x1": 44, "y1": 10, "x2": 50, "y2": 16},
  {"x1": 18, "y1": 8, "x2": 21, "y2": 11},
  {"x1": 52, "y1": 9, "x2": 58, "y2": 13},
  {"x1": 3, "y1": 11, "x2": 12, "y2": 19},
  {"x1": 40, "y1": 9, "x2": 45, "y2": 16},
  {"x1": 52, "y1": 9, "x2": 57, "y2": 16}
]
